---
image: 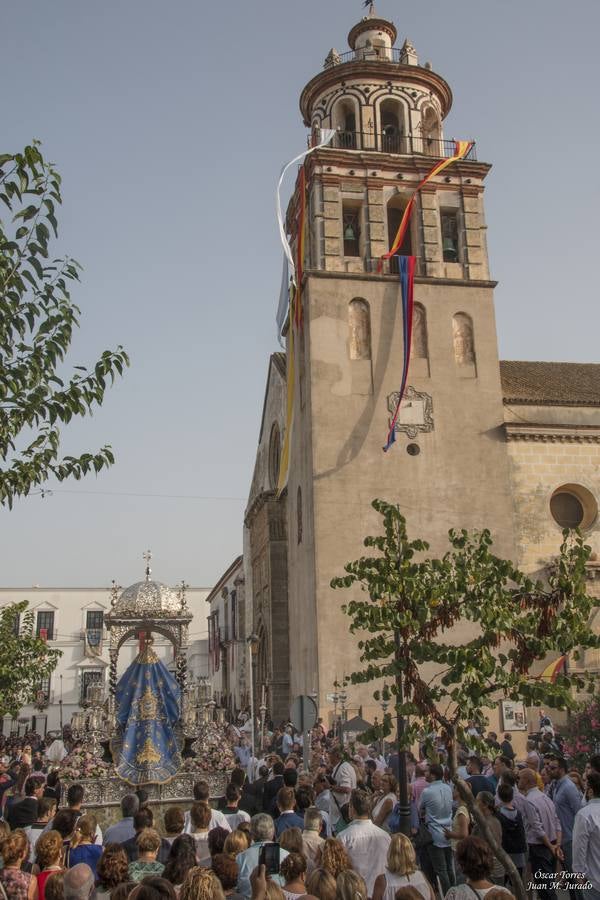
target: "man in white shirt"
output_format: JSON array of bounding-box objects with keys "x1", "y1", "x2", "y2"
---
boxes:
[
  {"x1": 337, "y1": 789, "x2": 391, "y2": 897},
  {"x1": 573, "y1": 772, "x2": 600, "y2": 899},
  {"x1": 183, "y1": 780, "x2": 231, "y2": 834},
  {"x1": 328, "y1": 746, "x2": 357, "y2": 830}
]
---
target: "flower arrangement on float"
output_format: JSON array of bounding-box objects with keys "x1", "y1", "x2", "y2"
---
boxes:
[
  {"x1": 186, "y1": 722, "x2": 236, "y2": 773},
  {"x1": 59, "y1": 749, "x2": 114, "y2": 780}
]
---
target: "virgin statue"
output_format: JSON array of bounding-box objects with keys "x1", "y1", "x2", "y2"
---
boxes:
[{"x1": 111, "y1": 636, "x2": 182, "y2": 785}]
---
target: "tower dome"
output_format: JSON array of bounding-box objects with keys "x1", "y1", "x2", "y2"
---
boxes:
[{"x1": 112, "y1": 579, "x2": 181, "y2": 617}]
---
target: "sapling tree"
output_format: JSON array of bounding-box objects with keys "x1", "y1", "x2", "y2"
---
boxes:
[
  {"x1": 0, "y1": 601, "x2": 61, "y2": 717},
  {"x1": 332, "y1": 499, "x2": 599, "y2": 900}
]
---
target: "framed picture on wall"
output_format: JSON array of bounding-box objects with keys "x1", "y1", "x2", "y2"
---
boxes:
[{"x1": 501, "y1": 700, "x2": 527, "y2": 731}]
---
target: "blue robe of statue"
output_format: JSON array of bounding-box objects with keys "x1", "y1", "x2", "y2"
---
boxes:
[{"x1": 111, "y1": 642, "x2": 182, "y2": 785}]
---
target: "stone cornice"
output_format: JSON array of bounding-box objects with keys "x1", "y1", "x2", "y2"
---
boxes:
[
  {"x1": 504, "y1": 423, "x2": 600, "y2": 443},
  {"x1": 244, "y1": 489, "x2": 286, "y2": 529},
  {"x1": 299, "y1": 61, "x2": 453, "y2": 126},
  {"x1": 305, "y1": 269, "x2": 498, "y2": 289},
  {"x1": 307, "y1": 151, "x2": 491, "y2": 181}
]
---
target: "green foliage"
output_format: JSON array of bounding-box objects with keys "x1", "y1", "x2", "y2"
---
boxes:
[
  {"x1": 562, "y1": 695, "x2": 600, "y2": 768},
  {"x1": 0, "y1": 142, "x2": 129, "y2": 507},
  {"x1": 0, "y1": 601, "x2": 61, "y2": 717},
  {"x1": 331, "y1": 499, "x2": 599, "y2": 750}
]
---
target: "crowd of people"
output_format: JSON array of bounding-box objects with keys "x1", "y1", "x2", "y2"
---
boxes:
[{"x1": 0, "y1": 720, "x2": 598, "y2": 900}]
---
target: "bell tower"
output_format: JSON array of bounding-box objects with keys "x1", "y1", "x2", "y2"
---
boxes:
[{"x1": 284, "y1": 7, "x2": 516, "y2": 723}]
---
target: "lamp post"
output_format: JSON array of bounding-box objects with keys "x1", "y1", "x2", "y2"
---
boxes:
[
  {"x1": 339, "y1": 688, "x2": 347, "y2": 745},
  {"x1": 332, "y1": 684, "x2": 339, "y2": 741},
  {"x1": 394, "y1": 629, "x2": 411, "y2": 836},
  {"x1": 380, "y1": 692, "x2": 389, "y2": 757},
  {"x1": 247, "y1": 634, "x2": 259, "y2": 763}
]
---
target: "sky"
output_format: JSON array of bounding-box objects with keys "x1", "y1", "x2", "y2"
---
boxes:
[{"x1": 1, "y1": 0, "x2": 599, "y2": 589}]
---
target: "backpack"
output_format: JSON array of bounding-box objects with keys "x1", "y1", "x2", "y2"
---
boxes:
[
  {"x1": 498, "y1": 809, "x2": 527, "y2": 855},
  {"x1": 388, "y1": 801, "x2": 402, "y2": 834}
]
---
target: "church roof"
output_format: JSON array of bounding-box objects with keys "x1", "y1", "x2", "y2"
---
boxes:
[{"x1": 500, "y1": 360, "x2": 600, "y2": 407}]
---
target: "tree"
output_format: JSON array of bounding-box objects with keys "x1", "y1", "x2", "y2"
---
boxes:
[
  {"x1": 0, "y1": 601, "x2": 61, "y2": 717},
  {"x1": 0, "y1": 142, "x2": 129, "y2": 507},
  {"x1": 562, "y1": 694, "x2": 600, "y2": 768},
  {"x1": 332, "y1": 499, "x2": 600, "y2": 900}
]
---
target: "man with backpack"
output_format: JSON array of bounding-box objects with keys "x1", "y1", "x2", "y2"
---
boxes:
[{"x1": 497, "y1": 783, "x2": 527, "y2": 882}]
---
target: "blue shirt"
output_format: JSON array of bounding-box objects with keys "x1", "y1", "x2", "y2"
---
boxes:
[
  {"x1": 551, "y1": 775, "x2": 583, "y2": 843},
  {"x1": 68, "y1": 844, "x2": 102, "y2": 879},
  {"x1": 103, "y1": 817, "x2": 136, "y2": 845},
  {"x1": 236, "y1": 843, "x2": 288, "y2": 898},
  {"x1": 420, "y1": 780, "x2": 453, "y2": 847},
  {"x1": 274, "y1": 810, "x2": 304, "y2": 838}
]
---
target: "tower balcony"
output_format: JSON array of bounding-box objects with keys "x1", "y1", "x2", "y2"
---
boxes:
[
  {"x1": 326, "y1": 131, "x2": 477, "y2": 161},
  {"x1": 325, "y1": 47, "x2": 405, "y2": 66}
]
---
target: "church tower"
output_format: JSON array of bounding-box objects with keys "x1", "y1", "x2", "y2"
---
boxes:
[{"x1": 284, "y1": 6, "x2": 518, "y2": 724}]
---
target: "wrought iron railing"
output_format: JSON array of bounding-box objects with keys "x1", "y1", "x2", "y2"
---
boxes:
[
  {"x1": 325, "y1": 48, "x2": 405, "y2": 67},
  {"x1": 329, "y1": 132, "x2": 477, "y2": 160}
]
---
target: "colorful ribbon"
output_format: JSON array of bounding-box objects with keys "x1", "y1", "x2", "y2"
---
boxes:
[
  {"x1": 379, "y1": 140, "x2": 474, "y2": 270},
  {"x1": 384, "y1": 255, "x2": 416, "y2": 451}
]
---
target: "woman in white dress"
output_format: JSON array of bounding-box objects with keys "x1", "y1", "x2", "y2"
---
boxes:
[
  {"x1": 372, "y1": 833, "x2": 435, "y2": 900},
  {"x1": 371, "y1": 775, "x2": 398, "y2": 831}
]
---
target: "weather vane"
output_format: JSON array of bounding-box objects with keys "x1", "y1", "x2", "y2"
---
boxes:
[
  {"x1": 363, "y1": 0, "x2": 375, "y2": 12},
  {"x1": 143, "y1": 549, "x2": 152, "y2": 581}
]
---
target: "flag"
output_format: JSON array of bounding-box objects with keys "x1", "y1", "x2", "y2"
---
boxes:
[{"x1": 384, "y1": 255, "x2": 416, "y2": 451}]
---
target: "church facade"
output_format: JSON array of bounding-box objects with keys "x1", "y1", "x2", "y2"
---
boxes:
[{"x1": 244, "y1": 9, "x2": 600, "y2": 734}]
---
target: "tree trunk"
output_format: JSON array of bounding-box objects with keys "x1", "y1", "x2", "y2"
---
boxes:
[
  {"x1": 444, "y1": 729, "x2": 527, "y2": 900},
  {"x1": 453, "y1": 777, "x2": 527, "y2": 900}
]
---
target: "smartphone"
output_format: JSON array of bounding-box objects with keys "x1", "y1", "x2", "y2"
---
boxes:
[{"x1": 259, "y1": 842, "x2": 280, "y2": 876}]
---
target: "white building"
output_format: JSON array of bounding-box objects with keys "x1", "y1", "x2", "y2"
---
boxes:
[
  {"x1": 206, "y1": 556, "x2": 248, "y2": 716},
  {"x1": 0, "y1": 582, "x2": 209, "y2": 736}
]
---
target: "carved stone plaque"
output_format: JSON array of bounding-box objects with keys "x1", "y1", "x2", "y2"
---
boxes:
[{"x1": 387, "y1": 385, "x2": 434, "y2": 439}]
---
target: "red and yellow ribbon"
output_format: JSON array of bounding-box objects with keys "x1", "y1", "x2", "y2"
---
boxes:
[{"x1": 379, "y1": 140, "x2": 474, "y2": 270}]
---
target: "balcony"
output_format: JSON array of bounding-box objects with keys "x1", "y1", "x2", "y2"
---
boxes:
[
  {"x1": 328, "y1": 132, "x2": 477, "y2": 160},
  {"x1": 325, "y1": 48, "x2": 405, "y2": 67}
]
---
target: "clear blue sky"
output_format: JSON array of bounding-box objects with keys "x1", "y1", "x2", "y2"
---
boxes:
[{"x1": 1, "y1": 0, "x2": 599, "y2": 588}]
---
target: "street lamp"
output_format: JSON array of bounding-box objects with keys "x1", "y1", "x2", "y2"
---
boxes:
[
  {"x1": 380, "y1": 691, "x2": 390, "y2": 757},
  {"x1": 332, "y1": 683, "x2": 339, "y2": 741},
  {"x1": 394, "y1": 630, "x2": 411, "y2": 836},
  {"x1": 247, "y1": 633, "x2": 259, "y2": 763},
  {"x1": 339, "y1": 688, "x2": 347, "y2": 744}
]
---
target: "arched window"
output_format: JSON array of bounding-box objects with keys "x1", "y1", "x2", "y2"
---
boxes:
[
  {"x1": 386, "y1": 195, "x2": 413, "y2": 271},
  {"x1": 268, "y1": 423, "x2": 281, "y2": 490},
  {"x1": 412, "y1": 303, "x2": 428, "y2": 359},
  {"x1": 348, "y1": 299, "x2": 371, "y2": 360},
  {"x1": 297, "y1": 486, "x2": 303, "y2": 545},
  {"x1": 422, "y1": 106, "x2": 441, "y2": 155},
  {"x1": 333, "y1": 99, "x2": 358, "y2": 149},
  {"x1": 379, "y1": 99, "x2": 406, "y2": 154},
  {"x1": 452, "y1": 313, "x2": 476, "y2": 365}
]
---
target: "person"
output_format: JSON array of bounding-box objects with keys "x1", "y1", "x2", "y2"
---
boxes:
[
  {"x1": 328, "y1": 748, "x2": 356, "y2": 833},
  {"x1": 302, "y1": 807, "x2": 325, "y2": 872},
  {"x1": 419, "y1": 764, "x2": 454, "y2": 896},
  {"x1": 62, "y1": 863, "x2": 95, "y2": 900},
  {"x1": 103, "y1": 794, "x2": 139, "y2": 845},
  {"x1": 335, "y1": 870, "x2": 368, "y2": 900},
  {"x1": 517, "y1": 768, "x2": 560, "y2": 898},
  {"x1": 8, "y1": 776, "x2": 45, "y2": 829},
  {"x1": 444, "y1": 837, "x2": 512, "y2": 899},
  {"x1": 568, "y1": 771, "x2": 585, "y2": 795},
  {"x1": 183, "y1": 782, "x2": 231, "y2": 835},
  {"x1": 180, "y1": 867, "x2": 225, "y2": 900},
  {"x1": 499, "y1": 736, "x2": 515, "y2": 762},
  {"x1": 274, "y1": 788, "x2": 304, "y2": 838},
  {"x1": 443, "y1": 785, "x2": 470, "y2": 854},
  {"x1": 320, "y1": 838, "x2": 352, "y2": 880},
  {"x1": 472, "y1": 793, "x2": 504, "y2": 885},
  {"x1": 224, "y1": 830, "x2": 251, "y2": 859},
  {"x1": 465, "y1": 759, "x2": 494, "y2": 799},
  {"x1": 495, "y1": 784, "x2": 526, "y2": 882},
  {"x1": 212, "y1": 853, "x2": 244, "y2": 899},
  {"x1": 128, "y1": 828, "x2": 165, "y2": 882},
  {"x1": 235, "y1": 814, "x2": 289, "y2": 898},
  {"x1": 372, "y1": 775, "x2": 397, "y2": 831},
  {"x1": 280, "y1": 852, "x2": 311, "y2": 900},
  {"x1": 0, "y1": 830, "x2": 38, "y2": 900},
  {"x1": 240, "y1": 766, "x2": 268, "y2": 817},
  {"x1": 262, "y1": 763, "x2": 285, "y2": 815},
  {"x1": 313, "y1": 776, "x2": 331, "y2": 822},
  {"x1": 223, "y1": 785, "x2": 251, "y2": 831},
  {"x1": 95, "y1": 844, "x2": 129, "y2": 899},
  {"x1": 337, "y1": 789, "x2": 391, "y2": 897},
  {"x1": 130, "y1": 876, "x2": 177, "y2": 900},
  {"x1": 26, "y1": 798, "x2": 57, "y2": 863},
  {"x1": 573, "y1": 771, "x2": 600, "y2": 899},
  {"x1": 279, "y1": 828, "x2": 303, "y2": 858},
  {"x1": 44, "y1": 872, "x2": 64, "y2": 900},
  {"x1": 163, "y1": 807, "x2": 185, "y2": 847},
  {"x1": 305, "y1": 868, "x2": 336, "y2": 900},
  {"x1": 372, "y1": 832, "x2": 434, "y2": 900},
  {"x1": 546, "y1": 755, "x2": 583, "y2": 890},
  {"x1": 35, "y1": 831, "x2": 64, "y2": 900},
  {"x1": 162, "y1": 834, "x2": 197, "y2": 891},
  {"x1": 42, "y1": 773, "x2": 61, "y2": 805},
  {"x1": 123, "y1": 809, "x2": 171, "y2": 865},
  {"x1": 67, "y1": 815, "x2": 102, "y2": 878},
  {"x1": 411, "y1": 765, "x2": 429, "y2": 811},
  {"x1": 63, "y1": 786, "x2": 102, "y2": 845}
]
